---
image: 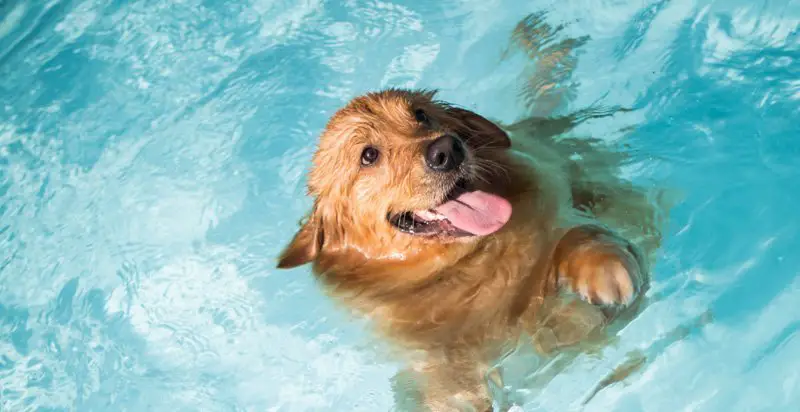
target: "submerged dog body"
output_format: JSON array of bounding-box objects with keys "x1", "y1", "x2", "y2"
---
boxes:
[{"x1": 278, "y1": 89, "x2": 664, "y2": 411}]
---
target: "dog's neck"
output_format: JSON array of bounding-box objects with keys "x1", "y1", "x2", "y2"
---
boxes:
[{"x1": 311, "y1": 211, "x2": 556, "y2": 349}]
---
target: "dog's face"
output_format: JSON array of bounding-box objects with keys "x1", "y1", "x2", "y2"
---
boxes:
[{"x1": 278, "y1": 89, "x2": 515, "y2": 270}]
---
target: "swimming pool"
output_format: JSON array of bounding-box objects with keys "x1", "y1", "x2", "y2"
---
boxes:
[{"x1": 1, "y1": 0, "x2": 798, "y2": 410}]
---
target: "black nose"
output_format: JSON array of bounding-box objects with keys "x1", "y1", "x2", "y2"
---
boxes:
[{"x1": 425, "y1": 135, "x2": 466, "y2": 172}]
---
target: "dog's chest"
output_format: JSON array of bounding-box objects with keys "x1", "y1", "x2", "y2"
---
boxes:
[{"x1": 376, "y1": 240, "x2": 549, "y2": 346}]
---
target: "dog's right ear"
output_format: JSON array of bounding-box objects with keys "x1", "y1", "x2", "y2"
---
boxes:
[{"x1": 277, "y1": 216, "x2": 324, "y2": 269}]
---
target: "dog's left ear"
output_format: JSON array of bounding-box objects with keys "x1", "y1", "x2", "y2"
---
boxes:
[
  {"x1": 448, "y1": 107, "x2": 511, "y2": 149},
  {"x1": 277, "y1": 215, "x2": 324, "y2": 269}
]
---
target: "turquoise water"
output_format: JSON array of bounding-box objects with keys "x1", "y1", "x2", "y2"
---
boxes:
[{"x1": 1, "y1": 0, "x2": 798, "y2": 410}]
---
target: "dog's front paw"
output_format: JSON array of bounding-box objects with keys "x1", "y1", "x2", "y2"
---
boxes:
[{"x1": 557, "y1": 240, "x2": 642, "y2": 306}]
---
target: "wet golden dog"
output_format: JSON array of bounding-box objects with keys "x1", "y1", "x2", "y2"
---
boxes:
[{"x1": 277, "y1": 88, "x2": 665, "y2": 411}]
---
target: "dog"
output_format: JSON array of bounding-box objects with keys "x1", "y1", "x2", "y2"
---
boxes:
[{"x1": 276, "y1": 88, "x2": 666, "y2": 411}]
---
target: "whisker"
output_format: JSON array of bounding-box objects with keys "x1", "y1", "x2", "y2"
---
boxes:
[{"x1": 472, "y1": 158, "x2": 510, "y2": 181}]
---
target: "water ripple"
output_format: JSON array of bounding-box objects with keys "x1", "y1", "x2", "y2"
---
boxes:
[{"x1": 1, "y1": 0, "x2": 799, "y2": 410}]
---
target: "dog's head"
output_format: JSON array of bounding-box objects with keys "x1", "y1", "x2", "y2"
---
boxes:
[{"x1": 277, "y1": 89, "x2": 515, "y2": 270}]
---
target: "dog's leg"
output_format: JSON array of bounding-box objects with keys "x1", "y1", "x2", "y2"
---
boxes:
[
  {"x1": 552, "y1": 225, "x2": 645, "y2": 306},
  {"x1": 393, "y1": 354, "x2": 493, "y2": 412}
]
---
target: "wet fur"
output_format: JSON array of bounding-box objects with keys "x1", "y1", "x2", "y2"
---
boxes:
[{"x1": 276, "y1": 87, "x2": 667, "y2": 411}]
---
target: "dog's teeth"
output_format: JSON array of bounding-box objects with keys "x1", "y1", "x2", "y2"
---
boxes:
[
  {"x1": 415, "y1": 210, "x2": 442, "y2": 221},
  {"x1": 428, "y1": 209, "x2": 443, "y2": 217}
]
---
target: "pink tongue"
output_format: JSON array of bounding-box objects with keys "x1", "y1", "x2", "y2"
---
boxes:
[{"x1": 433, "y1": 191, "x2": 512, "y2": 236}]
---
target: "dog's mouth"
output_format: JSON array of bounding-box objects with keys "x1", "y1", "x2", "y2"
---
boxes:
[{"x1": 387, "y1": 179, "x2": 513, "y2": 238}]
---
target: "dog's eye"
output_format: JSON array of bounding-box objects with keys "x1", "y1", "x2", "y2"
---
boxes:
[
  {"x1": 414, "y1": 109, "x2": 428, "y2": 123},
  {"x1": 360, "y1": 146, "x2": 380, "y2": 166}
]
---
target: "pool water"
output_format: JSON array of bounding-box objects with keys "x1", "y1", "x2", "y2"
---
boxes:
[{"x1": 1, "y1": 0, "x2": 798, "y2": 410}]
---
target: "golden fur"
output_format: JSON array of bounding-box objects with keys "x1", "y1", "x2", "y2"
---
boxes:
[{"x1": 277, "y1": 88, "x2": 666, "y2": 411}]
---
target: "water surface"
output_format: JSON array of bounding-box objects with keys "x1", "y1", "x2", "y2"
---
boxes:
[{"x1": 0, "y1": 0, "x2": 798, "y2": 410}]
